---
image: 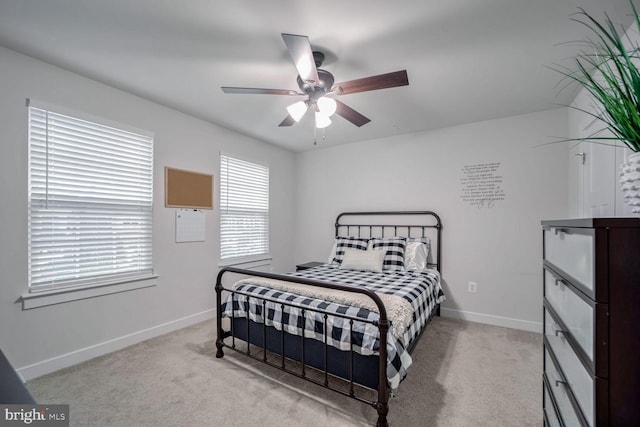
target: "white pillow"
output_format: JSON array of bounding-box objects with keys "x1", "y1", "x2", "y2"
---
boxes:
[
  {"x1": 326, "y1": 240, "x2": 337, "y2": 263},
  {"x1": 404, "y1": 241, "x2": 428, "y2": 271},
  {"x1": 408, "y1": 236, "x2": 431, "y2": 257},
  {"x1": 339, "y1": 249, "x2": 385, "y2": 273},
  {"x1": 327, "y1": 237, "x2": 370, "y2": 264}
]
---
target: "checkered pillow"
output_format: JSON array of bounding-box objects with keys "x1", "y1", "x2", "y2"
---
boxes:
[
  {"x1": 370, "y1": 237, "x2": 407, "y2": 271},
  {"x1": 332, "y1": 237, "x2": 369, "y2": 265}
]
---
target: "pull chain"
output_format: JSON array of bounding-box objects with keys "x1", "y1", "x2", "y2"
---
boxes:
[{"x1": 312, "y1": 126, "x2": 327, "y2": 146}]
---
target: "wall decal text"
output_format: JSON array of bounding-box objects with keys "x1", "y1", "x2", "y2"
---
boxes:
[{"x1": 460, "y1": 163, "x2": 505, "y2": 208}]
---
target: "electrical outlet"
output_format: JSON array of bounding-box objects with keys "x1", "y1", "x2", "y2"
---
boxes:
[{"x1": 467, "y1": 281, "x2": 477, "y2": 293}]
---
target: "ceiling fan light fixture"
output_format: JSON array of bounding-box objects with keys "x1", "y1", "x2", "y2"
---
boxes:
[
  {"x1": 222, "y1": 34, "x2": 409, "y2": 132},
  {"x1": 317, "y1": 96, "x2": 337, "y2": 116},
  {"x1": 315, "y1": 111, "x2": 331, "y2": 129},
  {"x1": 287, "y1": 100, "x2": 307, "y2": 122}
]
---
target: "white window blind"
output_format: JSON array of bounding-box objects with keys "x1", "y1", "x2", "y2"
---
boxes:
[
  {"x1": 28, "y1": 106, "x2": 153, "y2": 291},
  {"x1": 220, "y1": 155, "x2": 269, "y2": 261}
]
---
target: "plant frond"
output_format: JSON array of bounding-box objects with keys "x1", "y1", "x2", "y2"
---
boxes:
[{"x1": 554, "y1": 2, "x2": 640, "y2": 152}]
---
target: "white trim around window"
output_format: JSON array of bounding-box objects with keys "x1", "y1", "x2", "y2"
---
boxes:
[{"x1": 24, "y1": 100, "x2": 156, "y2": 308}]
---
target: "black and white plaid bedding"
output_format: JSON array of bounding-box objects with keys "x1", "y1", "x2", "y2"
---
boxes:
[{"x1": 220, "y1": 264, "x2": 445, "y2": 391}]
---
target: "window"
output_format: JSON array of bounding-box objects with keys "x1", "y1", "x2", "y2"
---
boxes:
[
  {"x1": 28, "y1": 104, "x2": 153, "y2": 292},
  {"x1": 220, "y1": 155, "x2": 269, "y2": 262}
]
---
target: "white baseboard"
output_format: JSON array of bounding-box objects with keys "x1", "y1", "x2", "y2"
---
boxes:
[
  {"x1": 16, "y1": 307, "x2": 538, "y2": 382},
  {"x1": 440, "y1": 307, "x2": 542, "y2": 333},
  {"x1": 17, "y1": 309, "x2": 215, "y2": 381}
]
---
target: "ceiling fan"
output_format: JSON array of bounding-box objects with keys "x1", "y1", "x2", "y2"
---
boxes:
[{"x1": 221, "y1": 33, "x2": 409, "y2": 129}]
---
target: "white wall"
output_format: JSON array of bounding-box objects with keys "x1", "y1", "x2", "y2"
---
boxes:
[
  {"x1": 0, "y1": 46, "x2": 295, "y2": 378},
  {"x1": 294, "y1": 109, "x2": 569, "y2": 331}
]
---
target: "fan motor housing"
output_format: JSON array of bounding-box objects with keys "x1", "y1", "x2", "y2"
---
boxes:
[
  {"x1": 297, "y1": 69, "x2": 334, "y2": 99},
  {"x1": 296, "y1": 51, "x2": 334, "y2": 99}
]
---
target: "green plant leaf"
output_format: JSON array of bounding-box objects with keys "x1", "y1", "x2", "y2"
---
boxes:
[{"x1": 553, "y1": 1, "x2": 640, "y2": 152}]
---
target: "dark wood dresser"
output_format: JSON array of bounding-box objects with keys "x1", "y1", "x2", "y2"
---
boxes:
[
  {"x1": 541, "y1": 218, "x2": 640, "y2": 426},
  {"x1": 295, "y1": 261, "x2": 324, "y2": 271}
]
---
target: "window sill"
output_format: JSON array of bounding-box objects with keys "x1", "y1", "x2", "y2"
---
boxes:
[
  {"x1": 20, "y1": 274, "x2": 158, "y2": 310},
  {"x1": 219, "y1": 255, "x2": 272, "y2": 269}
]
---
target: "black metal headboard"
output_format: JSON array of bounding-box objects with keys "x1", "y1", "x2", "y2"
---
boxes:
[{"x1": 335, "y1": 211, "x2": 442, "y2": 272}]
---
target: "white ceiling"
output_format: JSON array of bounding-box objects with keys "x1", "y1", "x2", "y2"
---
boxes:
[{"x1": 0, "y1": 0, "x2": 633, "y2": 152}]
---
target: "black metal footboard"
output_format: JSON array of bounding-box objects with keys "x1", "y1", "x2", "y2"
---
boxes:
[
  {"x1": 231, "y1": 317, "x2": 381, "y2": 388},
  {"x1": 216, "y1": 267, "x2": 392, "y2": 427}
]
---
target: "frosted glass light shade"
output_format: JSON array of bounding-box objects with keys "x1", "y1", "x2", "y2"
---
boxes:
[
  {"x1": 317, "y1": 97, "x2": 337, "y2": 116},
  {"x1": 287, "y1": 101, "x2": 307, "y2": 122},
  {"x1": 315, "y1": 112, "x2": 331, "y2": 128}
]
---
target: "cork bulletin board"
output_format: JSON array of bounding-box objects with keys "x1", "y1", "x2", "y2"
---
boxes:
[{"x1": 165, "y1": 167, "x2": 214, "y2": 209}]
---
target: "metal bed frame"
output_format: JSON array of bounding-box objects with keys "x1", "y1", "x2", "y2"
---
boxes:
[{"x1": 215, "y1": 211, "x2": 442, "y2": 427}]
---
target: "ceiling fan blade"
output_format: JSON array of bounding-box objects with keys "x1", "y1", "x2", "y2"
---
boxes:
[
  {"x1": 281, "y1": 33, "x2": 320, "y2": 86},
  {"x1": 222, "y1": 87, "x2": 301, "y2": 95},
  {"x1": 333, "y1": 70, "x2": 409, "y2": 95},
  {"x1": 278, "y1": 114, "x2": 296, "y2": 127},
  {"x1": 335, "y1": 100, "x2": 371, "y2": 127}
]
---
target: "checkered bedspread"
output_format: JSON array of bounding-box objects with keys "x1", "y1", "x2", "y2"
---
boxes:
[{"x1": 220, "y1": 264, "x2": 445, "y2": 391}]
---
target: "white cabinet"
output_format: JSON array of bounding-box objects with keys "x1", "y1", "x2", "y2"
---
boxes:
[{"x1": 568, "y1": 140, "x2": 632, "y2": 218}]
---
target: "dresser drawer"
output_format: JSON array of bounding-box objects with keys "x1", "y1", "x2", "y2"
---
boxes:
[
  {"x1": 543, "y1": 227, "x2": 594, "y2": 294},
  {"x1": 545, "y1": 310, "x2": 594, "y2": 426},
  {"x1": 544, "y1": 269, "x2": 594, "y2": 362},
  {"x1": 543, "y1": 377, "x2": 562, "y2": 427},
  {"x1": 544, "y1": 347, "x2": 587, "y2": 426}
]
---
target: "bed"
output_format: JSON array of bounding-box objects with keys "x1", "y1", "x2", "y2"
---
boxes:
[{"x1": 215, "y1": 211, "x2": 445, "y2": 427}]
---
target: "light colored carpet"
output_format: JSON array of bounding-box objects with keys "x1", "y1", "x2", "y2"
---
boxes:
[{"x1": 27, "y1": 317, "x2": 542, "y2": 426}]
